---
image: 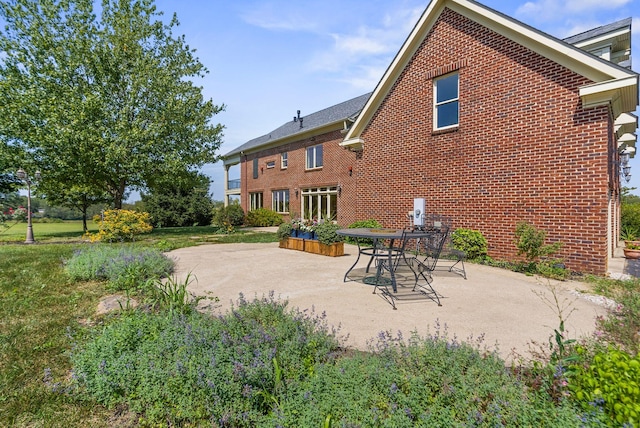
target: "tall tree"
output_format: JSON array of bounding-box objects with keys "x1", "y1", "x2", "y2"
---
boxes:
[
  {"x1": 141, "y1": 170, "x2": 214, "y2": 227},
  {"x1": 0, "y1": 0, "x2": 224, "y2": 208}
]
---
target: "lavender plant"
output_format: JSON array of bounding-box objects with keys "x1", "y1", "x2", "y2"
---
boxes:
[
  {"x1": 71, "y1": 294, "x2": 343, "y2": 426},
  {"x1": 64, "y1": 245, "x2": 174, "y2": 291}
]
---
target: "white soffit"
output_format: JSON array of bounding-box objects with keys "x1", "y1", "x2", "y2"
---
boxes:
[{"x1": 618, "y1": 133, "x2": 637, "y2": 143}]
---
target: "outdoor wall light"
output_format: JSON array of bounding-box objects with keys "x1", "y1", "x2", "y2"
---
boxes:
[
  {"x1": 348, "y1": 166, "x2": 353, "y2": 176},
  {"x1": 16, "y1": 168, "x2": 41, "y2": 244},
  {"x1": 621, "y1": 152, "x2": 630, "y2": 166},
  {"x1": 294, "y1": 188, "x2": 298, "y2": 197},
  {"x1": 337, "y1": 184, "x2": 342, "y2": 196}
]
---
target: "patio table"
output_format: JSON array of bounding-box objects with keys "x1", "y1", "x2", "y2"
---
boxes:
[{"x1": 337, "y1": 227, "x2": 442, "y2": 308}]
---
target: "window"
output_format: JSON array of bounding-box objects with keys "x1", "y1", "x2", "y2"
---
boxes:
[
  {"x1": 434, "y1": 72, "x2": 459, "y2": 130},
  {"x1": 281, "y1": 152, "x2": 288, "y2": 169},
  {"x1": 266, "y1": 161, "x2": 275, "y2": 169},
  {"x1": 252, "y1": 158, "x2": 259, "y2": 179},
  {"x1": 249, "y1": 192, "x2": 263, "y2": 211},
  {"x1": 272, "y1": 189, "x2": 289, "y2": 213},
  {"x1": 306, "y1": 144, "x2": 323, "y2": 169},
  {"x1": 302, "y1": 187, "x2": 337, "y2": 220}
]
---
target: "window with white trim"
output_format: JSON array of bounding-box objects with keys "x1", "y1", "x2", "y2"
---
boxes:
[
  {"x1": 434, "y1": 72, "x2": 459, "y2": 130},
  {"x1": 306, "y1": 144, "x2": 323, "y2": 169},
  {"x1": 302, "y1": 186, "x2": 337, "y2": 221},
  {"x1": 266, "y1": 161, "x2": 275, "y2": 169},
  {"x1": 249, "y1": 192, "x2": 263, "y2": 211},
  {"x1": 272, "y1": 189, "x2": 289, "y2": 213},
  {"x1": 281, "y1": 152, "x2": 288, "y2": 169}
]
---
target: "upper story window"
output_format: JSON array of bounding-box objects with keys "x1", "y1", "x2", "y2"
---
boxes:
[
  {"x1": 281, "y1": 152, "x2": 288, "y2": 169},
  {"x1": 252, "y1": 158, "x2": 259, "y2": 179},
  {"x1": 434, "y1": 72, "x2": 459, "y2": 130},
  {"x1": 306, "y1": 144, "x2": 323, "y2": 170},
  {"x1": 266, "y1": 161, "x2": 275, "y2": 169}
]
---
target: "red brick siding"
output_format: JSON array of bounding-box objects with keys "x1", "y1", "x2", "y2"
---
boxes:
[
  {"x1": 240, "y1": 129, "x2": 354, "y2": 221},
  {"x1": 353, "y1": 8, "x2": 611, "y2": 274}
]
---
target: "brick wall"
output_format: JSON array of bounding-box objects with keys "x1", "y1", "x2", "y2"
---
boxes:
[
  {"x1": 240, "y1": 129, "x2": 354, "y2": 221},
  {"x1": 238, "y1": 8, "x2": 615, "y2": 274},
  {"x1": 352, "y1": 8, "x2": 612, "y2": 274}
]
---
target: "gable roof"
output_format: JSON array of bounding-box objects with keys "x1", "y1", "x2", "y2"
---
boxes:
[
  {"x1": 563, "y1": 17, "x2": 631, "y2": 46},
  {"x1": 223, "y1": 92, "x2": 371, "y2": 162},
  {"x1": 342, "y1": 0, "x2": 638, "y2": 150}
]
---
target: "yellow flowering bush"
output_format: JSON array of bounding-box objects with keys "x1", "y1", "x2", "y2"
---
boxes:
[{"x1": 85, "y1": 209, "x2": 153, "y2": 242}]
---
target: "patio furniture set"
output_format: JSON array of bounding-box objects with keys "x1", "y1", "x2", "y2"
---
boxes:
[{"x1": 337, "y1": 214, "x2": 467, "y2": 309}]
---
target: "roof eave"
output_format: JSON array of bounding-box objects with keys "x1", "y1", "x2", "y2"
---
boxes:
[{"x1": 344, "y1": 0, "x2": 638, "y2": 142}]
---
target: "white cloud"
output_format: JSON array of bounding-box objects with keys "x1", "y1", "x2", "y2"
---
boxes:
[{"x1": 516, "y1": 0, "x2": 634, "y2": 25}]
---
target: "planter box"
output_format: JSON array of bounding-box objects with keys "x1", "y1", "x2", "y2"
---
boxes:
[
  {"x1": 280, "y1": 238, "x2": 343, "y2": 257},
  {"x1": 623, "y1": 248, "x2": 640, "y2": 259},
  {"x1": 287, "y1": 237, "x2": 305, "y2": 251}
]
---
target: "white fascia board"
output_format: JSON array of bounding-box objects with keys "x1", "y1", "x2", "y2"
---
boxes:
[
  {"x1": 339, "y1": 137, "x2": 364, "y2": 151},
  {"x1": 572, "y1": 28, "x2": 630, "y2": 49},
  {"x1": 223, "y1": 155, "x2": 241, "y2": 166},
  {"x1": 579, "y1": 76, "x2": 638, "y2": 113}
]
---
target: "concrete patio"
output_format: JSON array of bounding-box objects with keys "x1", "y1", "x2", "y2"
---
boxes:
[{"x1": 168, "y1": 241, "x2": 629, "y2": 361}]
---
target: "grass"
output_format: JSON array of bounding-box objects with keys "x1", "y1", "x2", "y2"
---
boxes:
[
  {"x1": 1, "y1": 220, "x2": 279, "y2": 246},
  {"x1": 0, "y1": 224, "x2": 277, "y2": 427},
  {"x1": 0, "y1": 220, "x2": 99, "y2": 242},
  {"x1": 0, "y1": 244, "x2": 114, "y2": 426}
]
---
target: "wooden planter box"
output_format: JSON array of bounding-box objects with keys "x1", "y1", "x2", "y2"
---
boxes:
[
  {"x1": 280, "y1": 238, "x2": 344, "y2": 257},
  {"x1": 280, "y1": 237, "x2": 305, "y2": 251}
]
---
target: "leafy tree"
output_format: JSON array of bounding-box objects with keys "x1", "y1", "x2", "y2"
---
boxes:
[
  {"x1": 141, "y1": 171, "x2": 214, "y2": 227},
  {"x1": 0, "y1": 0, "x2": 224, "y2": 209}
]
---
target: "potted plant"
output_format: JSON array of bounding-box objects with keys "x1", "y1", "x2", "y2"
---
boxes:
[
  {"x1": 311, "y1": 221, "x2": 345, "y2": 256},
  {"x1": 277, "y1": 222, "x2": 304, "y2": 250},
  {"x1": 623, "y1": 242, "x2": 640, "y2": 259},
  {"x1": 622, "y1": 226, "x2": 640, "y2": 247}
]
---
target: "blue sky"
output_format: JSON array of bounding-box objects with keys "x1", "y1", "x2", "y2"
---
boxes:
[{"x1": 147, "y1": 0, "x2": 640, "y2": 201}]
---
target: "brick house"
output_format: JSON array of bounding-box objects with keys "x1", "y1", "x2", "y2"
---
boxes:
[{"x1": 222, "y1": 0, "x2": 638, "y2": 275}]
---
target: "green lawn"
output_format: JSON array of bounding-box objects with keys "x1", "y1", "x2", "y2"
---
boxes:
[
  {"x1": 0, "y1": 224, "x2": 278, "y2": 427},
  {"x1": 0, "y1": 220, "x2": 97, "y2": 242}
]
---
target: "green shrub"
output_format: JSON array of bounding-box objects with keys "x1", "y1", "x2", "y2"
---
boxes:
[
  {"x1": 212, "y1": 202, "x2": 245, "y2": 227},
  {"x1": 245, "y1": 208, "x2": 283, "y2": 227},
  {"x1": 85, "y1": 209, "x2": 153, "y2": 242},
  {"x1": 65, "y1": 245, "x2": 174, "y2": 291},
  {"x1": 514, "y1": 222, "x2": 567, "y2": 279},
  {"x1": 622, "y1": 203, "x2": 640, "y2": 235},
  {"x1": 71, "y1": 294, "x2": 342, "y2": 426},
  {"x1": 569, "y1": 346, "x2": 640, "y2": 427},
  {"x1": 514, "y1": 222, "x2": 561, "y2": 262},
  {"x1": 315, "y1": 222, "x2": 343, "y2": 245},
  {"x1": 451, "y1": 228, "x2": 488, "y2": 260},
  {"x1": 346, "y1": 219, "x2": 382, "y2": 245},
  {"x1": 276, "y1": 222, "x2": 292, "y2": 240}
]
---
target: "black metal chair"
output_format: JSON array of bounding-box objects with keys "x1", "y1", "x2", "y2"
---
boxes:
[{"x1": 419, "y1": 214, "x2": 467, "y2": 279}]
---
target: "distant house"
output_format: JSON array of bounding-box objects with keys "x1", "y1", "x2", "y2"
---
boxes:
[{"x1": 222, "y1": 0, "x2": 638, "y2": 275}]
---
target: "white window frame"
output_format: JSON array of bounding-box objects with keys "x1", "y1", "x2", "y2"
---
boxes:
[
  {"x1": 281, "y1": 152, "x2": 288, "y2": 169},
  {"x1": 305, "y1": 144, "x2": 323, "y2": 170},
  {"x1": 249, "y1": 192, "x2": 263, "y2": 211},
  {"x1": 301, "y1": 186, "x2": 337, "y2": 220},
  {"x1": 266, "y1": 160, "x2": 275, "y2": 169},
  {"x1": 433, "y1": 72, "x2": 459, "y2": 131},
  {"x1": 272, "y1": 189, "x2": 290, "y2": 214}
]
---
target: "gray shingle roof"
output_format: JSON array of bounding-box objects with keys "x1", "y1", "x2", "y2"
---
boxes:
[
  {"x1": 562, "y1": 18, "x2": 632, "y2": 45},
  {"x1": 223, "y1": 92, "x2": 371, "y2": 158}
]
